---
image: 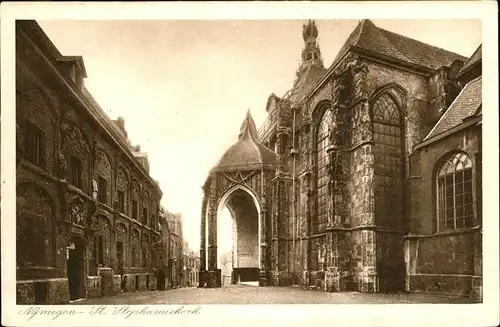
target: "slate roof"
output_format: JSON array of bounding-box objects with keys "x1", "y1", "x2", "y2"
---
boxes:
[
  {"x1": 290, "y1": 64, "x2": 327, "y2": 103},
  {"x1": 329, "y1": 19, "x2": 468, "y2": 72},
  {"x1": 457, "y1": 44, "x2": 482, "y2": 77},
  {"x1": 424, "y1": 76, "x2": 482, "y2": 141},
  {"x1": 212, "y1": 111, "x2": 277, "y2": 172}
]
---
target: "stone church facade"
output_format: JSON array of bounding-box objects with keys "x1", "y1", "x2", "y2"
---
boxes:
[
  {"x1": 201, "y1": 20, "x2": 482, "y2": 300},
  {"x1": 16, "y1": 21, "x2": 164, "y2": 304}
]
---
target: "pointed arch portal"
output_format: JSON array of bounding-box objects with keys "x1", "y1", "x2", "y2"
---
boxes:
[
  {"x1": 199, "y1": 111, "x2": 277, "y2": 288},
  {"x1": 217, "y1": 186, "x2": 261, "y2": 285}
]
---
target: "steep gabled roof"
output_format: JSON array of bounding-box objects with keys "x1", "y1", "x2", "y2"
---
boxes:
[
  {"x1": 290, "y1": 64, "x2": 327, "y2": 103},
  {"x1": 328, "y1": 19, "x2": 468, "y2": 73},
  {"x1": 457, "y1": 44, "x2": 482, "y2": 77},
  {"x1": 424, "y1": 76, "x2": 482, "y2": 141},
  {"x1": 212, "y1": 111, "x2": 277, "y2": 172}
]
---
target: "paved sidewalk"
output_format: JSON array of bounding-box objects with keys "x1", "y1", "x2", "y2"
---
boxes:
[{"x1": 77, "y1": 285, "x2": 475, "y2": 305}]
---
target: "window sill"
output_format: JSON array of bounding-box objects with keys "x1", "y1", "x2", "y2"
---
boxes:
[
  {"x1": 17, "y1": 266, "x2": 56, "y2": 272},
  {"x1": 66, "y1": 184, "x2": 92, "y2": 200},
  {"x1": 404, "y1": 226, "x2": 481, "y2": 239},
  {"x1": 20, "y1": 160, "x2": 58, "y2": 182},
  {"x1": 96, "y1": 201, "x2": 114, "y2": 213}
]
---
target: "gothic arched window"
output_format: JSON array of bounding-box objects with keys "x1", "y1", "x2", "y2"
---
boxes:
[
  {"x1": 131, "y1": 230, "x2": 139, "y2": 267},
  {"x1": 436, "y1": 152, "x2": 474, "y2": 232},
  {"x1": 315, "y1": 108, "x2": 332, "y2": 232},
  {"x1": 372, "y1": 93, "x2": 404, "y2": 228}
]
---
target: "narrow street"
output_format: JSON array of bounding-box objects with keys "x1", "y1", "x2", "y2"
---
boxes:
[{"x1": 77, "y1": 285, "x2": 475, "y2": 305}]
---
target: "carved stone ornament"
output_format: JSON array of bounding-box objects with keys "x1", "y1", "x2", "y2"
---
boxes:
[
  {"x1": 340, "y1": 55, "x2": 369, "y2": 100},
  {"x1": 328, "y1": 123, "x2": 337, "y2": 147},
  {"x1": 92, "y1": 179, "x2": 98, "y2": 201},
  {"x1": 116, "y1": 223, "x2": 126, "y2": 234},
  {"x1": 62, "y1": 123, "x2": 90, "y2": 153},
  {"x1": 70, "y1": 201, "x2": 86, "y2": 226},
  {"x1": 351, "y1": 60, "x2": 369, "y2": 99},
  {"x1": 330, "y1": 74, "x2": 345, "y2": 107},
  {"x1": 58, "y1": 153, "x2": 68, "y2": 180},
  {"x1": 327, "y1": 198, "x2": 334, "y2": 227}
]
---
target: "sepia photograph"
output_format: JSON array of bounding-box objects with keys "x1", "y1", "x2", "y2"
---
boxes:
[{"x1": 1, "y1": 2, "x2": 499, "y2": 327}]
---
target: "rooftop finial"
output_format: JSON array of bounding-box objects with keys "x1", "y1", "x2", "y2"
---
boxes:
[
  {"x1": 239, "y1": 110, "x2": 258, "y2": 141},
  {"x1": 302, "y1": 19, "x2": 318, "y2": 43}
]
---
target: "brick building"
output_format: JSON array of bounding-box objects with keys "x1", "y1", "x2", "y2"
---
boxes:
[
  {"x1": 200, "y1": 20, "x2": 482, "y2": 300},
  {"x1": 154, "y1": 206, "x2": 170, "y2": 290},
  {"x1": 161, "y1": 210, "x2": 183, "y2": 288},
  {"x1": 182, "y1": 247, "x2": 201, "y2": 287},
  {"x1": 16, "y1": 20, "x2": 164, "y2": 304}
]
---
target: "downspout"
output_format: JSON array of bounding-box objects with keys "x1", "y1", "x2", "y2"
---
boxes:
[{"x1": 291, "y1": 105, "x2": 298, "y2": 285}]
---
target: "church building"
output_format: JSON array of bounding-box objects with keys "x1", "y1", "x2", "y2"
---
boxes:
[{"x1": 200, "y1": 20, "x2": 482, "y2": 301}]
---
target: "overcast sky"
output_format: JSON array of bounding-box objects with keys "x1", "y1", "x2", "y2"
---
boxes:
[{"x1": 38, "y1": 19, "x2": 481, "y2": 251}]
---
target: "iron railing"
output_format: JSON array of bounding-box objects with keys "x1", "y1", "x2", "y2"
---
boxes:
[{"x1": 257, "y1": 107, "x2": 278, "y2": 141}]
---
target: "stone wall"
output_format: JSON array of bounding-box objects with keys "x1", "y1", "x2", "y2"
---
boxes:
[
  {"x1": 409, "y1": 126, "x2": 481, "y2": 234},
  {"x1": 365, "y1": 60, "x2": 432, "y2": 156},
  {"x1": 16, "y1": 278, "x2": 69, "y2": 305},
  {"x1": 406, "y1": 124, "x2": 482, "y2": 300},
  {"x1": 87, "y1": 276, "x2": 102, "y2": 298}
]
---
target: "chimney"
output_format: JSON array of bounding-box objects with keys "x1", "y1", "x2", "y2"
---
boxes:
[
  {"x1": 113, "y1": 116, "x2": 128, "y2": 137},
  {"x1": 131, "y1": 145, "x2": 150, "y2": 173}
]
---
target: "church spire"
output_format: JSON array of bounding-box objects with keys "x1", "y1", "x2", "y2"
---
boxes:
[
  {"x1": 297, "y1": 20, "x2": 324, "y2": 79},
  {"x1": 238, "y1": 109, "x2": 258, "y2": 141}
]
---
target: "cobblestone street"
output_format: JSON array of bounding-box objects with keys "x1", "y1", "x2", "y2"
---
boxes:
[{"x1": 76, "y1": 285, "x2": 475, "y2": 305}]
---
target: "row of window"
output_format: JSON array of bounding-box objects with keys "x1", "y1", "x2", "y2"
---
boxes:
[
  {"x1": 313, "y1": 93, "x2": 478, "y2": 234},
  {"x1": 93, "y1": 237, "x2": 151, "y2": 270},
  {"x1": 23, "y1": 120, "x2": 158, "y2": 228}
]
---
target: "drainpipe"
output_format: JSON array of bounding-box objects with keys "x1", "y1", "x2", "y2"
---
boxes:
[{"x1": 291, "y1": 104, "x2": 299, "y2": 286}]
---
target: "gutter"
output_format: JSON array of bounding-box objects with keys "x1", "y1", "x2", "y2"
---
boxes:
[
  {"x1": 413, "y1": 116, "x2": 482, "y2": 151},
  {"x1": 299, "y1": 45, "x2": 436, "y2": 107}
]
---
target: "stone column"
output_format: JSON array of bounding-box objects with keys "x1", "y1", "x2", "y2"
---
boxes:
[
  {"x1": 325, "y1": 75, "x2": 345, "y2": 292},
  {"x1": 347, "y1": 56, "x2": 377, "y2": 292},
  {"x1": 259, "y1": 194, "x2": 268, "y2": 286},
  {"x1": 199, "y1": 191, "x2": 207, "y2": 287},
  {"x1": 298, "y1": 172, "x2": 311, "y2": 285},
  {"x1": 275, "y1": 126, "x2": 292, "y2": 285},
  {"x1": 325, "y1": 140, "x2": 337, "y2": 291},
  {"x1": 298, "y1": 117, "x2": 312, "y2": 286},
  {"x1": 270, "y1": 180, "x2": 278, "y2": 286},
  {"x1": 276, "y1": 127, "x2": 291, "y2": 173},
  {"x1": 206, "y1": 177, "x2": 219, "y2": 287}
]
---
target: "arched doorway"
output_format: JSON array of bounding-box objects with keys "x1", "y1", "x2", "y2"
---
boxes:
[
  {"x1": 199, "y1": 110, "x2": 277, "y2": 288},
  {"x1": 67, "y1": 236, "x2": 85, "y2": 301},
  {"x1": 217, "y1": 186, "x2": 261, "y2": 286}
]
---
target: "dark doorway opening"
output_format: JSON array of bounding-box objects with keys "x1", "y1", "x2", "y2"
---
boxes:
[
  {"x1": 67, "y1": 236, "x2": 85, "y2": 301},
  {"x1": 34, "y1": 282, "x2": 48, "y2": 304},
  {"x1": 135, "y1": 275, "x2": 140, "y2": 291},
  {"x1": 219, "y1": 189, "x2": 260, "y2": 286},
  {"x1": 157, "y1": 269, "x2": 166, "y2": 290}
]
